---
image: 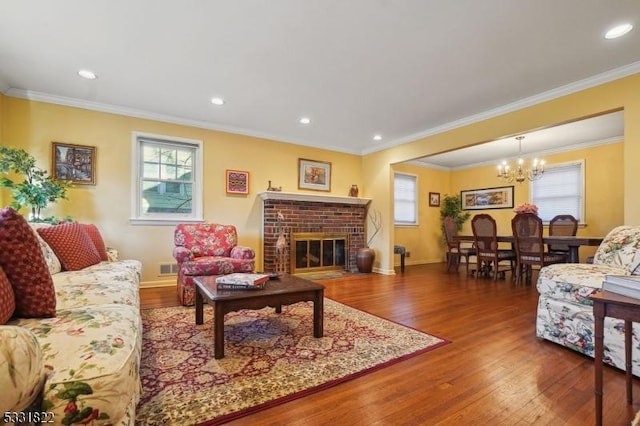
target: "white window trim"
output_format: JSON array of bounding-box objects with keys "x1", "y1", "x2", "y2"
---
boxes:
[
  {"x1": 130, "y1": 131, "x2": 203, "y2": 225},
  {"x1": 394, "y1": 172, "x2": 419, "y2": 226},
  {"x1": 530, "y1": 159, "x2": 585, "y2": 225}
]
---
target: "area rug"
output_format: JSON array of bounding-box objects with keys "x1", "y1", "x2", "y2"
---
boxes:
[{"x1": 136, "y1": 299, "x2": 449, "y2": 425}]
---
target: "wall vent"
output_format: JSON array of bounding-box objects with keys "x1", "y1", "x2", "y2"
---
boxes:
[{"x1": 158, "y1": 263, "x2": 179, "y2": 276}]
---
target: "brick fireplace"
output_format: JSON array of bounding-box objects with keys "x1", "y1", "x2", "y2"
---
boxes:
[{"x1": 259, "y1": 191, "x2": 371, "y2": 273}]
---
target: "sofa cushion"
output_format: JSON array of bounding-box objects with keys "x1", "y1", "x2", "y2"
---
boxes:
[
  {"x1": 29, "y1": 223, "x2": 63, "y2": 274},
  {"x1": 81, "y1": 223, "x2": 109, "y2": 261},
  {"x1": 8, "y1": 304, "x2": 142, "y2": 425},
  {"x1": 0, "y1": 267, "x2": 16, "y2": 324},
  {"x1": 0, "y1": 207, "x2": 56, "y2": 318},
  {"x1": 37, "y1": 222, "x2": 102, "y2": 271},
  {"x1": 0, "y1": 326, "x2": 45, "y2": 412}
]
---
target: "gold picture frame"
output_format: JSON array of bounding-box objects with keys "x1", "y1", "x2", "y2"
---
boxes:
[
  {"x1": 298, "y1": 158, "x2": 331, "y2": 191},
  {"x1": 52, "y1": 142, "x2": 96, "y2": 185},
  {"x1": 225, "y1": 169, "x2": 250, "y2": 194}
]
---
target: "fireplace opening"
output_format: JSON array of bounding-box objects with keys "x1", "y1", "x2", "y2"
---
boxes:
[{"x1": 291, "y1": 232, "x2": 348, "y2": 274}]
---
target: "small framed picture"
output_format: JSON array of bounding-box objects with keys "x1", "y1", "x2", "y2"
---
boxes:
[
  {"x1": 429, "y1": 192, "x2": 440, "y2": 207},
  {"x1": 226, "y1": 170, "x2": 250, "y2": 194},
  {"x1": 52, "y1": 142, "x2": 96, "y2": 185},
  {"x1": 298, "y1": 158, "x2": 331, "y2": 191}
]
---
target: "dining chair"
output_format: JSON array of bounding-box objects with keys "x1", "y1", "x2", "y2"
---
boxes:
[
  {"x1": 471, "y1": 214, "x2": 516, "y2": 281},
  {"x1": 443, "y1": 216, "x2": 476, "y2": 274},
  {"x1": 547, "y1": 214, "x2": 579, "y2": 261},
  {"x1": 511, "y1": 213, "x2": 567, "y2": 285}
]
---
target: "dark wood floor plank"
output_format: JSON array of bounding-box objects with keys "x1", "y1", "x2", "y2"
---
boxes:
[{"x1": 139, "y1": 264, "x2": 640, "y2": 425}]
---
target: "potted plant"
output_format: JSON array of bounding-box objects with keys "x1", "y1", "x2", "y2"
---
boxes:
[
  {"x1": 356, "y1": 208, "x2": 382, "y2": 273},
  {"x1": 0, "y1": 146, "x2": 71, "y2": 221},
  {"x1": 440, "y1": 194, "x2": 470, "y2": 232}
]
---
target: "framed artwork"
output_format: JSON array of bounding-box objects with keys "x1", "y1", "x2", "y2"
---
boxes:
[
  {"x1": 225, "y1": 169, "x2": 250, "y2": 194},
  {"x1": 429, "y1": 192, "x2": 440, "y2": 207},
  {"x1": 52, "y1": 142, "x2": 96, "y2": 185},
  {"x1": 460, "y1": 186, "x2": 514, "y2": 210},
  {"x1": 298, "y1": 158, "x2": 331, "y2": 191}
]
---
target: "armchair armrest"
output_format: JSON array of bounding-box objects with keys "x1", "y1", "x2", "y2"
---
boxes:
[
  {"x1": 230, "y1": 245, "x2": 255, "y2": 260},
  {"x1": 173, "y1": 246, "x2": 194, "y2": 263}
]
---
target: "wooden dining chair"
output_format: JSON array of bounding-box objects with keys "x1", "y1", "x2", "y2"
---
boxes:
[
  {"x1": 548, "y1": 214, "x2": 579, "y2": 261},
  {"x1": 471, "y1": 214, "x2": 516, "y2": 281},
  {"x1": 443, "y1": 216, "x2": 476, "y2": 274},
  {"x1": 511, "y1": 213, "x2": 567, "y2": 285}
]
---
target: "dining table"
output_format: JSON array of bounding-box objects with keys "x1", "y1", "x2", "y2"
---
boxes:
[{"x1": 454, "y1": 235, "x2": 604, "y2": 263}]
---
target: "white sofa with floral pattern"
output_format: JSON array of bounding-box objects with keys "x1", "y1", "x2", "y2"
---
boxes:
[
  {"x1": 536, "y1": 225, "x2": 640, "y2": 375},
  {"x1": 0, "y1": 224, "x2": 142, "y2": 426}
]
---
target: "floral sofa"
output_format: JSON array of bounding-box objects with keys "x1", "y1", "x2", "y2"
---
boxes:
[
  {"x1": 173, "y1": 223, "x2": 255, "y2": 306},
  {"x1": 536, "y1": 225, "x2": 640, "y2": 375},
  {"x1": 0, "y1": 207, "x2": 142, "y2": 425}
]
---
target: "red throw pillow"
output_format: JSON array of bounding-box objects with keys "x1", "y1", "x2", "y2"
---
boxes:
[
  {"x1": 81, "y1": 224, "x2": 109, "y2": 261},
  {"x1": 0, "y1": 207, "x2": 56, "y2": 318},
  {"x1": 0, "y1": 267, "x2": 16, "y2": 324},
  {"x1": 37, "y1": 222, "x2": 102, "y2": 271}
]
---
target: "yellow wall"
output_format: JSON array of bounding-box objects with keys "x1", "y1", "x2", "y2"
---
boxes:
[
  {"x1": 1, "y1": 97, "x2": 362, "y2": 285},
  {"x1": 369, "y1": 72, "x2": 640, "y2": 272},
  {"x1": 392, "y1": 163, "x2": 450, "y2": 266},
  {"x1": 3, "y1": 72, "x2": 639, "y2": 279}
]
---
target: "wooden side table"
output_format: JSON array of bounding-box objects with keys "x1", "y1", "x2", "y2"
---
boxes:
[{"x1": 589, "y1": 291, "x2": 640, "y2": 426}]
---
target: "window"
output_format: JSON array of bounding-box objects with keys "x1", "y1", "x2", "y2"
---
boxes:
[
  {"x1": 394, "y1": 172, "x2": 418, "y2": 225},
  {"x1": 131, "y1": 132, "x2": 203, "y2": 225},
  {"x1": 531, "y1": 160, "x2": 584, "y2": 223}
]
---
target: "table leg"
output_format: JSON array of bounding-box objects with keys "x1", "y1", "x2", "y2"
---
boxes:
[
  {"x1": 593, "y1": 302, "x2": 604, "y2": 426},
  {"x1": 626, "y1": 320, "x2": 633, "y2": 404},
  {"x1": 568, "y1": 245, "x2": 580, "y2": 263},
  {"x1": 214, "y1": 302, "x2": 224, "y2": 359},
  {"x1": 313, "y1": 290, "x2": 324, "y2": 338},
  {"x1": 195, "y1": 286, "x2": 204, "y2": 325}
]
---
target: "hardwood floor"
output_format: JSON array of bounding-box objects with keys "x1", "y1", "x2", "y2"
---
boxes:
[{"x1": 139, "y1": 264, "x2": 640, "y2": 425}]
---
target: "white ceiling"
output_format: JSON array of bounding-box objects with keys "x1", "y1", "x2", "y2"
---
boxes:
[{"x1": 0, "y1": 1, "x2": 638, "y2": 164}]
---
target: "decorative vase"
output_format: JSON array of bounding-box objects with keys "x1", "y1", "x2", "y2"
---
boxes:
[
  {"x1": 349, "y1": 184, "x2": 359, "y2": 197},
  {"x1": 356, "y1": 247, "x2": 375, "y2": 273}
]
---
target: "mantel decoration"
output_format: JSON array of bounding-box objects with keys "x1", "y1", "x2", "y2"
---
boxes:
[
  {"x1": 356, "y1": 208, "x2": 382, "y2": 273},
  {"x1": 496, "y1": 136, "x2": 545, "y2": 184},
  {"x1": 0, "y1": 146, "x2": 71, "y2": 221},
  {"x1": 513, "y1": 203, "x2": 538, "y2": 215}
]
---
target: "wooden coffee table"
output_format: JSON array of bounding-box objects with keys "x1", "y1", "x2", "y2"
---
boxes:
[{"x1": 194, "y1": 274, "x2": 325, "y2": 359}]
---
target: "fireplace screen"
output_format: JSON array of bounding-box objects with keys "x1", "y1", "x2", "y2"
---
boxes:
[{"x1": 291, "y1": 233, "x2": 347, "y2": 274}]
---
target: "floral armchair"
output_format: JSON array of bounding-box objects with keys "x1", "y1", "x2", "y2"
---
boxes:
[
  {"x1": 173, "y1": 223, "x2": 255, "y2": 305},
  {"x1": 536, "y1": 225, "x2": 640, "y2": 375}
]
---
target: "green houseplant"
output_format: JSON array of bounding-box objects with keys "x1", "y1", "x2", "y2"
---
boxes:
[
  {"x1": 440, "y1": 194, "x2": 470, "y2": 231},
  {"x1": 0, "y1": 146, "x2": 71, "y2": 221}
]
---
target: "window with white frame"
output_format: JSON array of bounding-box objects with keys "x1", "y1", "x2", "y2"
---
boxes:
[
  {"x1": 531, "y1": 160, "x2": 584, "y2": 223},
  {"x1": 394, "y1": 172, "x2": 418, "y2": 225},
  {"x1": 131, "y1": 132, "x2": 203, "y2": 225}
]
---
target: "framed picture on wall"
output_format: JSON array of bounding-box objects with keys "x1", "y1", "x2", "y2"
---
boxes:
[
  {"x1": 52, "y1": 142, "x2": 96, "y2": 185},
  {"x1": 460, "y1": 185, "x2": 514, "y2": 210},
  {"x1": 225, "y1": 169, "x2": 250, "y2": 194},
  {"x1": 298, "y1": 158, "x2": 331, "y2": 191},
  {"x1": 429, "y1": 192, "x2": 440, "y2": 207}
]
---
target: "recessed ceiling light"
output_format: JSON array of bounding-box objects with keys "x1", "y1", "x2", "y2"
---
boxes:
[
  {"x1": 605, "y1": 23, "x2": 633, "y2": 39},
  {"x1": 211, "y1": 97, "x2": 225, "y2": 106},
  {"x1": 299, "y1": 117, "x2": 311, "y2": 124},
  {"x1": 77, "y1": 69, "x2": 97, "y2": 80},
  {"x1": 373, "y1": 135, "x2": 382, "y2": 141}
]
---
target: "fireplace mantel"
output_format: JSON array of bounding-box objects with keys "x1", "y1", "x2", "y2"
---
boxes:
[{"x1": 258, "y1": 191, "x2": 371, "y2": 206}]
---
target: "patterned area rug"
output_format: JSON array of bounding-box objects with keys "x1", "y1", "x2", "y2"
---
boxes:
[{"x1": 136, "y1": 299, "x2": 449, "y2": 425}]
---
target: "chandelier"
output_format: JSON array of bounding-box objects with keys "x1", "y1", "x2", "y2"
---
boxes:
[{"x1": 496, "y1": 136, "x2": 544, "y2": 183}]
